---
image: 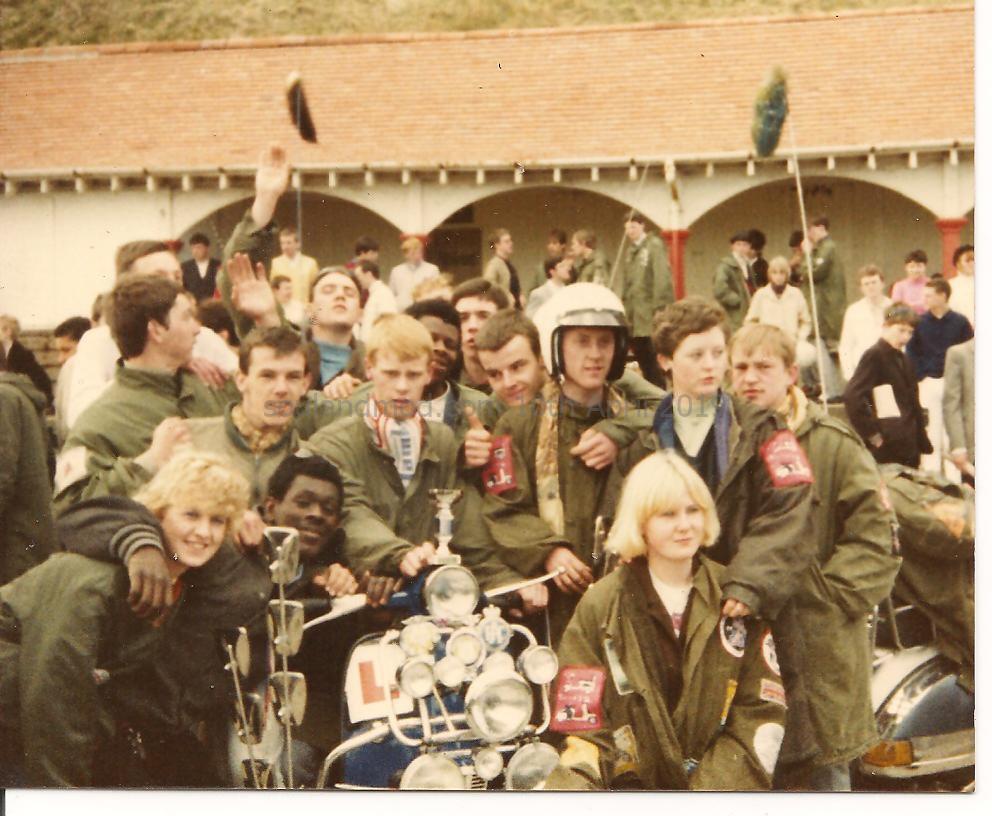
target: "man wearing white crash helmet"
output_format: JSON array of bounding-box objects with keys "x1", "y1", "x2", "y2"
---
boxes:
[{"x1": 481, "y1": 283, "x2": 649, "y2": 645}]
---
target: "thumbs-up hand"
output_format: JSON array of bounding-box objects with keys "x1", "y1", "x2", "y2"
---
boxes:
[{"x1": 462, "y1": 405, "x2": 493, "y2": 469}]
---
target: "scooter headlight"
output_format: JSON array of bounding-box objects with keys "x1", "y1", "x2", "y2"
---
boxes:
[
  {"x1": 518, "y1": 645, "x2": 559, "y2": 685},
  {"x1": 424, "y1": 565, "x2": 480, "y2": 621},
  {"x1": 434, "y1": 655, "x2": 467, "y2": 689},
  {"x1": 464, "y1": 670, "x2": 534, "y2": 743},
  {"x1": 398, "y1": 657, "x2": 436, "y2": 699},
  {"x1": 506, "y1": 742, "x2": 560, "y2": 790},
  {"x1": 400, "y1": 753, "x2": 467, "y2": 790},
  {"x1": 473, "y1": 746, "x2": 505, "y2": 782},
  {"x1": 447, "y1": 627, "x2": 484, "y2": 666},
  {"x1": 399, "y1": 620, "x2": 441, "y2": 657}
]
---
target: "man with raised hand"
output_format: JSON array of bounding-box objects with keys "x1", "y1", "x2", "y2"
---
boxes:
[{"x1": 730, "y1": 323, "x2": 899, "y2": 790}]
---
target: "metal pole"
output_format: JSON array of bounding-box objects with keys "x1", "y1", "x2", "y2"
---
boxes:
[{"x1": 787, "y1": 117, "x2": 828, "y2": 406}]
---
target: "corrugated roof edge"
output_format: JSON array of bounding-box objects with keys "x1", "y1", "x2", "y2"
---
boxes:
[{"x1": 0, "y1": 3, "x2": 973, "y2": 62}]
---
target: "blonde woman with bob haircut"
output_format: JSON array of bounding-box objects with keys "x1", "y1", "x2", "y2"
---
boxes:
[
  {"x1": 0, "y1": 452, "x2": 250, "y2": 787},
  {"x1": 547, "y1": 449, "x2": 788, "y2": 791}
]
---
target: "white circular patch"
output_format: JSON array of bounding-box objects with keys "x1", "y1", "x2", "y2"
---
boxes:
[
  {"x1": 761, "y1": 630, "x2": 780, "y2": 676},
  {"x1": 718, "y1": 615, "x2": 747, "y2": 658},
  {"x1": 753, "y1": 722, "x2": 785, "y2": 776}
]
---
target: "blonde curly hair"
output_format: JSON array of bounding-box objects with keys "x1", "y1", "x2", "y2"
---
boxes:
[{"x1": 133, "y1": 450, "x2": 250, "y2": 537}]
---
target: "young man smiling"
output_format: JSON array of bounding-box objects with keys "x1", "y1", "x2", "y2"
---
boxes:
[
  {"x1": 729, "y1": 323, "x2": 899, "y2": 790},
  {"x1": 451, "y1": 277, "x2": 510, "y2": 392}
]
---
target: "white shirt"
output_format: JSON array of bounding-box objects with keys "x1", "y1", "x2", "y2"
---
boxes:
[
  {"x1": 649, "y1": 569, "x2": 692, "y2": 636},
  {"x1": 524, "y1": 280, "x2": 566, "y2": 319},
  {"x1": 422, "y1": 382, "x2": 450, "y2": 424},
  {"x1": 389, "y1": 260, "x2": 440, "y2": 311},
  {"x1": 948, "y1": 274, "x2": 974, "y2": 326},
  {"x1": 66, "y1": 323, "x2": 238, "y2": 429},
  {"x1": 744, "y1": 284, "x2": 812, "y2": 343},
  {"x1": 54, "y1": 353, "x2": 79, "y2": 444},
  {"x1": 838, "y1": 296, "x2": 893, "y2": 380},
  {"x1": 360, "y1": 279, "x2": 399, "y2": 342}
]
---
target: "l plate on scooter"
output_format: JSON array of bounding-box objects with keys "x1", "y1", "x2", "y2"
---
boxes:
[
  {"x1": 267, "y1": 600, "x2": 305, "y2": 657},
  {"x1": 345, "y1": 641, "x2": 415, "y2": 724},
  {"x1": 269, "y1": 670, "x2": 308, "y2": 726}
]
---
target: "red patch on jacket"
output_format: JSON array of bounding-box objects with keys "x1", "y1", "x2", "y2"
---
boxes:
[
  {"x1": 551, "y1": 666, "x2": 606, "y2": 733},
  {"x1": 482, "y1": 435, "x2": 517, "y2": 495},
  {"x1": 760, "y1": 430, "x2": 814, "y2": 488}
]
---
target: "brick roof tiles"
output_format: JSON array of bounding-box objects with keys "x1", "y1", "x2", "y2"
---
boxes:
[{"x1": 0, "y1": 5, "x2": 974, "y2": 172}]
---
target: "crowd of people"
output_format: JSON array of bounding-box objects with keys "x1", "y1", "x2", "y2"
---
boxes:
[{"x1": 0, "y1": 143, "x2": 975, "y2": 791}]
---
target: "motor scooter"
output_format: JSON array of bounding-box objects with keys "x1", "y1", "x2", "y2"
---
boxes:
[
  {"x1": 855, "y1": 466, "x2": 975, "y2": 791},
  {"x1": 225, "y1": 489, "x2": 564, "y2": 790}
]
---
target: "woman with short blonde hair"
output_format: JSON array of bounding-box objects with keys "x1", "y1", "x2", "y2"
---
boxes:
[{"x1": 547, "y1": 448, "x2": 786, "y2": 791}]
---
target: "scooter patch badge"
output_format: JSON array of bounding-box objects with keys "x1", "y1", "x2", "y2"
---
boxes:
[
  {"x1": 551, "y1": 666, "x2": 606, "y2": 733},
  {"x1": 719, "y1": 615, "x2": 748, "y2": 658},
  {"x1": 760, "y1": 430, "x2": 814, "y2": 488},
  {"x1": 482, "y1": 435, "x2": 517, "y2": 495}
]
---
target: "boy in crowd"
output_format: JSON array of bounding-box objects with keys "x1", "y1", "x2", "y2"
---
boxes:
[
  {"x1": 948, "y1": 243, "x2": 974, "y2": 326},
  {"x1": 54, "y1": 276, "x2": 234, "y2": 515},
  {"x1": 730, "y1": 323, "x2": 899, "y2": 790},
  {"x1": 616, "y1": 212, "x2": 674, "y2": 386},
  {"x1": 744, "y1": 256, "x2": 812, "y2": 347},
  {"x1": 890, "y1": 249, "x2": 930, "y2": 315},
  {"x1": 302, "y1": 314, "x2": 528, "y2": 598},
  {"x1": 482, "y1": 228, "x2": 522, "y2": 308},
  {"x1": 906, "y1": 276, "x2": 973, "y2": 473},
  {"x1": 452, "y1": 277, "x2": 511, "y2": 392},
  {"x1": 52, "y1": 315, "x2": 92, "y2": 443},
  {"x1": 181, "y1": 232, "x2": 221, "y2": 302},
  {"x1": 304, "y1": 266, "x2": 366, "y2": 393},
  {"x1": 355, "y1": 259, "x2": 398, "y2": 342},
  {"x1": 713, "y1": 232, "x2": 754, "y2": 332},
  {"x1": 622, "y1": 296, "x2": 817, "y2": 782},
  {"x1": 525, "y1": 254, "x2": 575, "y2": 318},
  {"x1": 271, "y1": 225, "x2": 319, "y2": 304},
  {"x1": 271, "y1": 274, "x2": 307, "y2": 329},
  {"x1": 571, "y1": 229, "x2": 609, "y2": 287},
  {"x1": 843, "y1": 303, "x2": 931, "y2": 468},
  {"x1": 389, "y1": 236, "x2": 440, "y2": 311},
  {"x1": 838, "y1": 264, "x2": 892, "y2": 381}
]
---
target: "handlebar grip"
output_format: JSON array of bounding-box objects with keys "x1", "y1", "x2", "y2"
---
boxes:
[{"x1": 299, "y1": 597, "x2": 332, "y2": 618}]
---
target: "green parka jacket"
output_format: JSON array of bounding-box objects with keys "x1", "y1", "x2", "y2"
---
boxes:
[
  {"x1": 52, "y1": 365, "x2": 234, "y2": 516},
  {"x1": 622, "y1": 393, "x2": 817, "y2": 765},
  {"x1": 546, "y1": 557, "x2": 787, "y2": 790},
  {"x1": 615, "y1": 234, "x2": 674, "y2": 338},
  {"x1": 803, "y1": 236, "x2": 847, "y2": 343},
  {"x1": 303, "y1": 414, "x2": 521, "y2": 590},
  {"x1": 713, "y1": 255, "x2": 752, "y2": 332},
  {"x1": 575, "y1": 249, "x2": 611, "y2": 287},
  {"x1": 0, "y1": 373, "x2": 56, "y2": 584},
  {"x1": 0, "y1": 554, "x2": 170, "y2": 786},
  {"x1": 790, "y1": 398, "x2": 901, "y2": 765},
  {"x1": 185, "y1": 405, "x2": 300, "y2": 505}
]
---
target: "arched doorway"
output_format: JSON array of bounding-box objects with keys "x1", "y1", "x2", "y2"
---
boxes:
[
  {"x1": 427, "y1": 185, "x2": 653, "y2": 293},
  {"x1": 685, "y1": 176, "x2": 940, "y2": 301},
  {"x1": 178, "y1": 192, "x2": 405, "y2": 274}
]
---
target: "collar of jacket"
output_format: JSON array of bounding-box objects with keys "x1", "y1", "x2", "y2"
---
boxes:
[
  {"x1": 223, "y1": 402, "x2": 297, "y2": 455},
  {"x1": 115, "y1": 363, "x2": 191, "y2": 399},
  {"x1": 0, "y1": 371, "x2": 46, "y2": 412},
  {"x1": 652, "y1": 390, "x2": 733, "y2": 480}
]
